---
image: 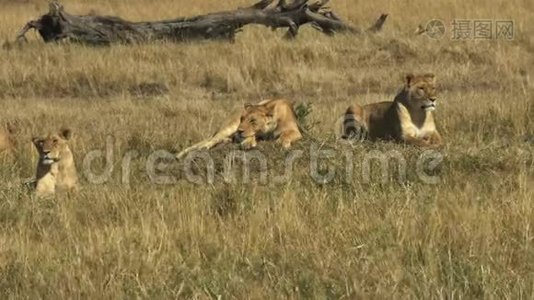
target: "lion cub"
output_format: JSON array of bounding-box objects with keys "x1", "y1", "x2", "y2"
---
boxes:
[
  {"x1": 341, "y1": 73, "x2": 442, "y2": 148},
  {"x1": 177, "y1": 99, "x2": 302, "y2": 159},
  {"x1": 32, "y1": 128, "x2": 79, "y2": 197}
]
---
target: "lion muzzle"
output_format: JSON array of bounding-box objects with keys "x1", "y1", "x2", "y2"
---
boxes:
[
  {"x1": 421, "y1": 98, "x2": 437, "y2": 111},
  {"x1": 41, "y1": 152, "x2": 59, "y2": 165}
]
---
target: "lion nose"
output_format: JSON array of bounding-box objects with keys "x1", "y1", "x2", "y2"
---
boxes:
[
  {"x1": 233, "y1": 130, "x2": 245, "y2": 143},
  {"x1": 429, "y1": 97, "x2": 437, "y2": 102}
]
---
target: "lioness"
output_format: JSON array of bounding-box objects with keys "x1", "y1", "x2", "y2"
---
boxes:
[
  {"x1": 341, "y1": 73, "x2": 442, "y2": 148},
  {"x1": 176, "y1": 99, "x2": 302, "y2": 159},
  {"x1": 32, "y1": 128, "x2": 79, "y2": 197},
  {"x1": 0, "y1": 122, "x2": 17, "y2": 154}
]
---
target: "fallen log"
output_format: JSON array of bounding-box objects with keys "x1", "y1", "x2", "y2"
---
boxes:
[{"x1": 16, "y1": 0, "x2": 387, "y2": 45}]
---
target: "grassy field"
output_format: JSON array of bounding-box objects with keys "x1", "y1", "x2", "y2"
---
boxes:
[{"x1": 0, "y1": 0, "x2": 533, "y2": 298}]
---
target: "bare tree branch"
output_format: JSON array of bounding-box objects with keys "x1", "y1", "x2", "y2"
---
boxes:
[{"x1": 15, "y1": 0, "x2": 387, "y2": 45}]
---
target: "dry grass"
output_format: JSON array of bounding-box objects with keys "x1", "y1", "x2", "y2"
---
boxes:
[{"x1": 0, "y1": 0, "x2": 533, "y2": 298}]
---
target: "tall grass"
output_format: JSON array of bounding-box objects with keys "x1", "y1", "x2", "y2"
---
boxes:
[{"x1": 0, "y1": 0, "x2": 533, "y2": 298}]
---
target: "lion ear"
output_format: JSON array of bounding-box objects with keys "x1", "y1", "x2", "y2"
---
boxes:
[
  {"x1": 32, "y1": 137, "x2": 41, "y2": 147},
  {"x1": 262, "y1": 104, "x2": 275, "y2": 118},
  {"x1": 59, "y1": 128, "x2": 72, "y2": 140},
  {"x1": 425, "y1": 73, "x2": 436, "y2": 83},
  {"x1": 244, "y1": 103, "x2": 253, "y2": 109},
  {"x1": 6, "y1": 121, "x2": 18, "y2": 134},
  {"x1": 405, "y1": 73, "x2": 415, "y2": 87}
]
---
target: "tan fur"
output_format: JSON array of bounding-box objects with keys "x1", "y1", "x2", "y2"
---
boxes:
[
  {"x1": 177, "y1": 99, "x2": 302, "y2": 159},
  {"x1": 341, "y1": 73, "x2": 442, "y2": 148},
  {"x1": 0, "y1": 123, "x2": 17, "y2": 154},
  {"x1": 32, "y1": 128, "x2": 79, "y2": 197}
]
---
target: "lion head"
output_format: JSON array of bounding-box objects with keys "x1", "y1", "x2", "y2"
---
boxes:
[
  {"x1": 399, "y1": 73, "x2": 438, "y2": 112},
  {"x1": 234, "y1": 103, "x2": 276, "y2": 149},
  {"x1": 32, "y1": 128, "x2": 73, "y2": 165},
  {"x1": 0, "y1": 122, "x2": 17, "y2": 153}
]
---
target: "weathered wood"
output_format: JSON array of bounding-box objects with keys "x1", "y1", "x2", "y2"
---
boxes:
[{"x1": 16, "y1": 0, "x2": 387, "y2": 45}]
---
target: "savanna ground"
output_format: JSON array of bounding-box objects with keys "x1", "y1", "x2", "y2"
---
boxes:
[{"x1": 0, "y1": 0, "x2": 533, "y2": 298}]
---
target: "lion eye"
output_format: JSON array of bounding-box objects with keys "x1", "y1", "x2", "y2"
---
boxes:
[
  {"x1": 249, "y1": 118, "x2": 256, "y2": 125},
  {"x1": 53, "y1": 139, "x2": 58, "y2": 143}
]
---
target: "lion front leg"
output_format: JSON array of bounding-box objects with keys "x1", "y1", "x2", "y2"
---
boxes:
[
  {"x1": 240, "y1": 136, "x2": 258, "y2": 150},
  {"x1": 176, "y1": 113, "x2": 241, "y2": 160},
  {"x1": 402, "y1": 133, "x2": 442, "y2": 149},
  {"x1": 35, "y1": 175, "x2": 56, "y2": 198},
  {"x1": 403, "y1": 136, "x2": 430, "y2": 147},
  {"x1": 424, "y1": 131, "x2": 443, "y2": 149},
  {"x1": 176, "y1": 136, "x2": 230, "y2": 159},
  {"x1": 277, "y1": 130, "x2": 302, "y2": 149},
  {"x1": 401, "y1": 129, "x2": 443, "y2": 149}
]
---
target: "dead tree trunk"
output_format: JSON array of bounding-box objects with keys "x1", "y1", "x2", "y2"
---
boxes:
[{"x1": 16, "y1": 0, "x2": 387, "y2": 45}]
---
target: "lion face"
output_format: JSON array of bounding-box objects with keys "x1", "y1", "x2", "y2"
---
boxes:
[
  {"x1": 234, "y1": 104, "x2": 276, "y2": 148},
  {"x1": 404, "y1": 73, "x2": 438, "y2": 112},
  {"x1": 33, "y1": 129, "x2": 72, "y2": 165}
]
